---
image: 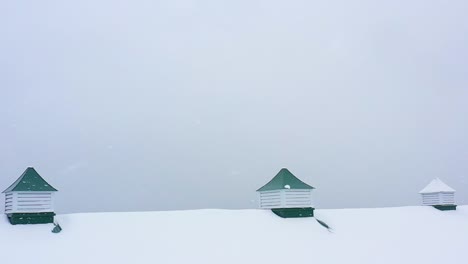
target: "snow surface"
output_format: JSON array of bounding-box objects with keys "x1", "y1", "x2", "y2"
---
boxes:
[
  {"x1": 419, "y1": 178, "x2": 456, "y2": 193},
  {"x1": 2, "y1": 206, "x2": 468, "y2": 264}
]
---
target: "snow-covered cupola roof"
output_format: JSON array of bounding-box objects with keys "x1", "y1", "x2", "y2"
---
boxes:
[{"x1": 419, "y1": 178, "x2": 455, "y2": 194}]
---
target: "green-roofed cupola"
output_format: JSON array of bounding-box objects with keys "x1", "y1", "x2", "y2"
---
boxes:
[
  {"x1": 3, "y1": 167, "x2": 58, "y2": 193},
  {"x1": 256, "y1": 168, "x2": 316, "y2": 218},
  {"x1": 3, "y1": 167, "x2": 58, "y2": 225},
  {"x1": 257, "y1": 168, "x2": 315, "y2": 192}
]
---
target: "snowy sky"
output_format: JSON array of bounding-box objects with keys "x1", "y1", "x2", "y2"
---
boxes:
[{"x1": 1, "y1": 0, "x2": 468, "y2": 213}]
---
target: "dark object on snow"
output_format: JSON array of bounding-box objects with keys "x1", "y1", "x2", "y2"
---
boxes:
[
  {"x1": 52, "y1": 223, "x2": 62, "y2": 233},
  {"x1": 272, "y1": 208, "x2": 314, "y2": 218},
  {"x1": 7, "y1": 212, "x2": 56, "y2": 225},
  {"x1": 316, "y1": 218, "x2": 331, "y2": 231},
  {"x1": 433, "y1": 205, "x2": 457, "y2": 211}
]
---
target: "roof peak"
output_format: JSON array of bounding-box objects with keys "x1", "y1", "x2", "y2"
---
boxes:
[
  {"x1": 257, "y1": 168, "x2": 315, "y2": 192},
  {"x1": 3, "y1": 167, "x2": 58, "y2": 193},
  {"x1": 419, "y1": 178, "x2": 455, "y2": 194}
]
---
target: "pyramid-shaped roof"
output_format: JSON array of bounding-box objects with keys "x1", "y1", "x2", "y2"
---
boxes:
[
  {"x1": 419, "y1": 178, "x2": 455, "y2": 194},
  {"x1": 257, "y1": 168, "x2": 315, "y2": 192},
  {"x1": 3, "y1": 167, "x2": 58, "y2": 193}
]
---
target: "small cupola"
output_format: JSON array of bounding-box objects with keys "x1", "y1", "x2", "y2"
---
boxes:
[
  {"x1": 256, "y1": 168, "x2": 315, "y2": 218},
  {"x1": 3, "y1": 167, "x2": 58, "y2": 224},
  {"x1": 419, "y1": 178, "x2": 456, "y2": 211}
]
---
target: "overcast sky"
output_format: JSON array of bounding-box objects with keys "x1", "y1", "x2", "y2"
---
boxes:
[{"x1": 1, "y1": 0, "x2": 467, "y2": 213}]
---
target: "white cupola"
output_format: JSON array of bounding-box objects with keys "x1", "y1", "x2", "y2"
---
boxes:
[{"x1": 419, "y1": 178, "x2": 456, "y2": 211}]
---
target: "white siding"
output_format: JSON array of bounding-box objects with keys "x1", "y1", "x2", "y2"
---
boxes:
[
  {"x1": 4, "y1": 192, "x2": 54, "y2": 213},
  {"x1": 258, "y1": 190, "x2": 281, "y2": 209},
  {"x1": 421, "y1": 192, "x2": 455, "y2": 206},
  {"x1": 421, "y1": 193, "x2": 440, "y2": 205},
  {"x1": 283, "y1": 190, "x2": 313, "y2": 208},
  {"x1": 5, "y1": 193, "x2": 14, "y2": 213},
  {"x1": 441, "y1": 192, "x2": 455, "y2": 205},
  {"x1": 258, "y1": 189, "x2": 313, "y2": 209}
]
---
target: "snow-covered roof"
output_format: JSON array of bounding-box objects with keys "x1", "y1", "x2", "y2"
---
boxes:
[
  {"x1": 419, "y1": 178, "x2": 455, "y2": 194},
  {"x1": 1, "y1": 206, "x2": 468, "y2": 264}
]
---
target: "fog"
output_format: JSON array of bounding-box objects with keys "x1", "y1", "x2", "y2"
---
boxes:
[{"x1": 1, "y1": 0, "x2": 467, "y2": 213}]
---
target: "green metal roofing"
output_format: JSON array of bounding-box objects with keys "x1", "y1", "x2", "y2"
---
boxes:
[
  {"x1": 257, "y1": 168, "x2": 315, "y2": 192},
  {"x1": 2, "y1": 167, "x2": 58, "y2": 193}
]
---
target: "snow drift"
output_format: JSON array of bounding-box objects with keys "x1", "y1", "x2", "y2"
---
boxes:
[{"x1": 1, "y1": 206, "x2": 467, "y2": 264}]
